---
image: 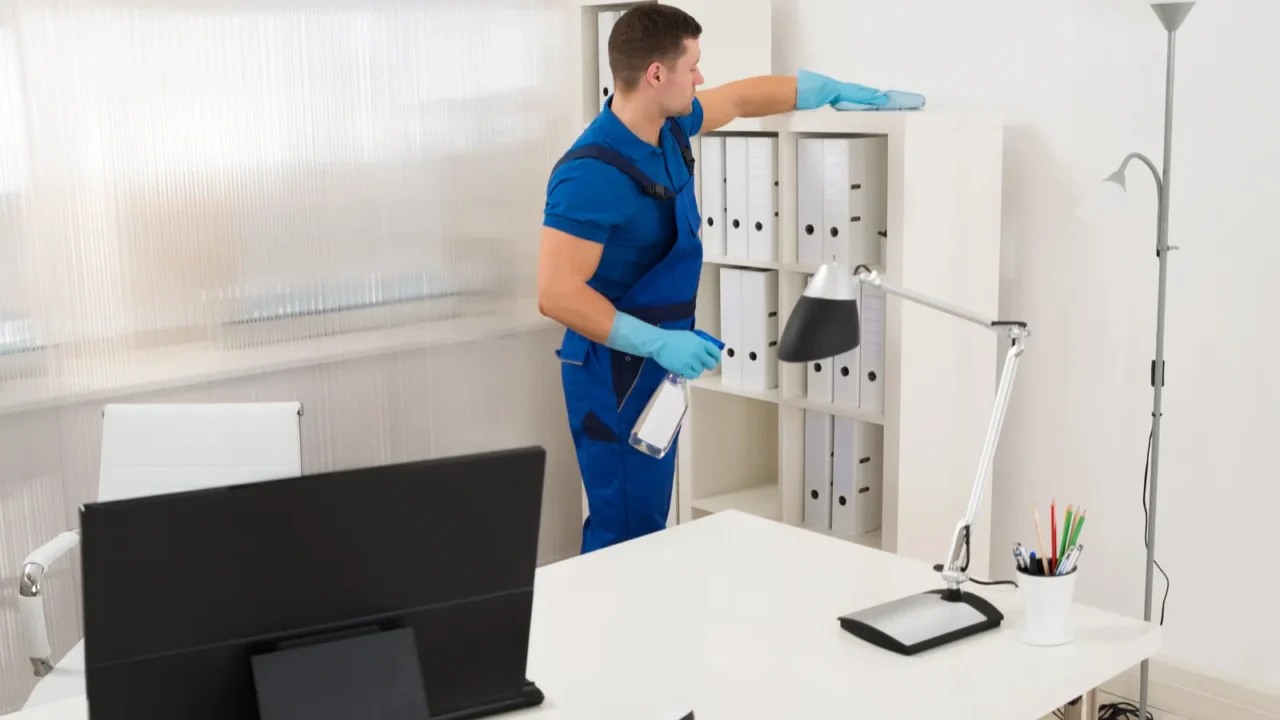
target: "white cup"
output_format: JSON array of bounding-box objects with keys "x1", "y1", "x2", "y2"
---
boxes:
[{"x1": 1017, "y1": 567, "x2": 1078, "y2": 646}]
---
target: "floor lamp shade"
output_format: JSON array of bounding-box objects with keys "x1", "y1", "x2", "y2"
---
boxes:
[{"x1": 1151, "y1": 1, "x2": 1195, "y2": 32}]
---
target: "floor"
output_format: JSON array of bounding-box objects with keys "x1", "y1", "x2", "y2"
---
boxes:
[{"x1": 1041, "y1": 691, "x2": 1191, "y2": 719}]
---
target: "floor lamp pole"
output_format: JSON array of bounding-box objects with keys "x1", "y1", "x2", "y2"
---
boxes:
[{"x1": 1143, "y1": 4, "x2": 1193, "y2": 717}]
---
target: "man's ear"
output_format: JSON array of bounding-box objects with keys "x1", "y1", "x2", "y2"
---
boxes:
[{"x1": 645, "y1": 61, "x2": 663, "y2": 86}]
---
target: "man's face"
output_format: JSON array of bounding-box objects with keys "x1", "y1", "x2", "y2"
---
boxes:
[{"x1": 656, "y1": 38, "x2": 704, "y2": 115}]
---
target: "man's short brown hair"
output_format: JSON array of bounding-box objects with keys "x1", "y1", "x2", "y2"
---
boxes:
[{"x1": 608, "y1": 4, "x2": 702, "y2": 92}]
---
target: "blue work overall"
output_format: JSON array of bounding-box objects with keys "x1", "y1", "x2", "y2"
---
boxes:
[{"x1": 552, "y1": 117, "x2": 701, "y2": 554}]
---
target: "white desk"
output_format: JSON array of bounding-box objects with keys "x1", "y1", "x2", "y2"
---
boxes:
[{"x1": 9, "y1": 511, "x2": 1159, "y2": 720}]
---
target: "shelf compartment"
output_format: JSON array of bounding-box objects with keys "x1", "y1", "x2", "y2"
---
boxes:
[
  {"x1": 681, "y1": 387, "x2": 778, "y2": 523},
  {"x1": 782, "y1": 261, "x2": 886, "y2": 277},
  {"x1": 689, "y1": 375, "x2": 780, "y2": 404},
  {"x1": 819, "y1": 527, "x2": 882, "y2": 551},
  {"x1": 781, "y1": 395, "x2": 884, "y2": 425},
  {"x1": 703, "y1": 256, "x2": 782, "y2": 271},
  {"x1": 849, "y1": 528, "x2": 883, "y2": 550},
  {"x1": 691, "y1": 483, "x2": 780, "y2": 521}
]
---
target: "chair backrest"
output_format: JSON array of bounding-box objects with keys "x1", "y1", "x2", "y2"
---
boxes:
[{"x1": 97, "y1": 402, "x2": 303, "y2": 503}]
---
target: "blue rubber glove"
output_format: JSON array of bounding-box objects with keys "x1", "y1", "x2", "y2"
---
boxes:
[
  {"x1": 833, "y1": 89, "x2": 926, "y2": 112},
  {"x1": 607, "y1": 312, "x2": 721, "y2": 380},
  {"x1": 795, "y1": 69, "x2": 890, "y2": 111}
]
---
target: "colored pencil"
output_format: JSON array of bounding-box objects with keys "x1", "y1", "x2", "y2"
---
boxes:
[
  {"x1": 1050, "y1": 498, "x2": 1058, "y2": 572},
  {"x1": 1032, "y1": 506, "x2": 1049, "y2": 574},
  {"x1": 1060, "y1": 504, "x2": 1075, "y2": 559},
  {"x1": 1068, "y1": 509, "x2": 1087, "y2": 547}
]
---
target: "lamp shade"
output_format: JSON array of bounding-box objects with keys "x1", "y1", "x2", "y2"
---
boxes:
[
  {"x1": 777, "y1": 264, "x2": 861, "y2": 363},
  {"x1": 1076, "y1": 162, "x2": 1134, "y2": 223},
  {"x1": 1151, "y1": 1, "x2": 1195, "y2": 32}
]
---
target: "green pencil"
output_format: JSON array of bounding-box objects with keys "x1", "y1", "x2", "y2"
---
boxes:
[
  {"x1": 1060, "y1": 505, "x2": 1074, "y2": 559},
  {"x1": 1067, "y1": 509, "x2": 1087, "y2": 548}
]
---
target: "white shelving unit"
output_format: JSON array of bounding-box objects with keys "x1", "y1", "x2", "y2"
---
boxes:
[
  {"x1": 681, "y1": 110, "x2": 1004, "y2": 577},
  {"x1": 569, "y1": 0, "x2": 1002, "y2": 578}
]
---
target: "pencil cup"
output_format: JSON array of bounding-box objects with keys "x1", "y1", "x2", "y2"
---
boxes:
[{"x1": 1016, "y1": 567, "x2": 1078, "y2": 646}]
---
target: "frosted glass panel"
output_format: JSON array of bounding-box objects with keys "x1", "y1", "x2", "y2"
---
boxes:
[
  {"x1": 1, "y1": 0, "x2": 579, "y2": 711},
  {"x1": 0, "y1": 0, "x2": 574, "y2": 396}
]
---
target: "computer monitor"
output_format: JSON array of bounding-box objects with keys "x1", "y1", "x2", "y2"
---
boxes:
[{"x1": 79, "y1": 446, "x2": 547, "y2": 720}]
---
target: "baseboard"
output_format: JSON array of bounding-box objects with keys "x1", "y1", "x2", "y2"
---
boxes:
[{"x1": 1100, "y1": 656, "x2": 1280, "y2": 720}]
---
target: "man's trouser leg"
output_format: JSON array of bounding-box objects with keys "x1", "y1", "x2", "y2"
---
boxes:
[{"x1": 561, "y1": 353, "x2": 676, "y2": 554}]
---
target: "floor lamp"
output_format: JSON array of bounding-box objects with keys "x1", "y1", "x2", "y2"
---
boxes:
[{"x1": 1089, "y1": 2, "x2": 1195, "y2": 717}]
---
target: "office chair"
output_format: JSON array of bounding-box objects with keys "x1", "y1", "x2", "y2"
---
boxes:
[{"x1": 17, "y1": 402, "x2": 303, "y2": 710}]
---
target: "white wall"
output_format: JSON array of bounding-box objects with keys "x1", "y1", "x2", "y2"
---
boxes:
[{"x1": 774, "y1": 0, "x2": 1279, "y2": 693}]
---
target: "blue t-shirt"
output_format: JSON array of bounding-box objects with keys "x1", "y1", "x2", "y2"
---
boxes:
[{"x1": 543, "y1": 98, "x2": 704, "y2": 303}]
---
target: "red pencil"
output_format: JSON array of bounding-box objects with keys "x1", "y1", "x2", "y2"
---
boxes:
[{"x1": 1050, "y1": 498, "x2": 1058, "y2": 572}]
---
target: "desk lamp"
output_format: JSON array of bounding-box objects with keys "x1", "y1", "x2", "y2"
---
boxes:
[{"x1": 779, "y1": 264, "x2": 1029, "y2": 655}]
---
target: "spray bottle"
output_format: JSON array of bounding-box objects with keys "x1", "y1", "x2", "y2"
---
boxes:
[{"x1": 628, "y1": 330, "x2": 725, "y2": 459}]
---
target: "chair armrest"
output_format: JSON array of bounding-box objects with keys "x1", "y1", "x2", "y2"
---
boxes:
[{"x1": 19, "y1": 530, "x2": 80, "y2": 677}]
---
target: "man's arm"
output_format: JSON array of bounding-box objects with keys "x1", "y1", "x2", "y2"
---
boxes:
[
  {"x1": 536, "y1": 226, "x2": 720, "y2": 379},
  {"x1": 539, "y1": 164, "x2": 720, "y2": 378},
  {"x1": 695, "y1": 71, "x2": 894, "y2": 134},
  {"x1": 696, "y1": 75, "x2": 798, "y2": 134},
  {"x1": 537, "y1": 226, "x2": 615, "y2": 344}
]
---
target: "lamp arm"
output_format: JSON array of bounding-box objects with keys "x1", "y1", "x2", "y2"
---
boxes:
[
  {"x1": 940, "y1": 332, "x2": 1027, "y2": 590},
  {"x1": 1119, "y1": 152, "x2": 1164, "y2": 197},
  {"x1": 855, "y1": 271, "x2": 996, "y2": 332},
  {"x1": 854, "y1": 270, "x2": 1029, "y2": 592}
]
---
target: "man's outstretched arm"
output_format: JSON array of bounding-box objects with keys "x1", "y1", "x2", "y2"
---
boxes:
[
  {"x1": 696, "y1": 70, "x2": 892, "y2": 134},
  {"x1": 696, "y1": 76, "x2": 797, "y2": 133}
]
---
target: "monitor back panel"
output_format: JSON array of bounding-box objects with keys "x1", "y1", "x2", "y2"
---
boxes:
[{"x1": 80, "y1": 447, "x2": 546, "y2": 720}]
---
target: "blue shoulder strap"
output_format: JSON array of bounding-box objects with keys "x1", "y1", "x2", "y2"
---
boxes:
[
  {"x1": 551, "y1": 145, "x2": 675, "y2": 200},
  {"x1": 550, "y1": 118, "x2": 696, "y2": 200},
  {"x1": 665, "y1": 117, "x2": 695, "y2": 175}
]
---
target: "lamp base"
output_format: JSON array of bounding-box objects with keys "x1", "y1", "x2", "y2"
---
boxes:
[{"x1": 838, "y1": 589, "x2": 1003, "y2": 656}]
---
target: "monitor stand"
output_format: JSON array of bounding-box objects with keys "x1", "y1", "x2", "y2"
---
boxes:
[
  {"x1": 251, "y1": 626, "x2": 544, "y2": 720},
  {"x1": 432, "y1": 681, "x2": 546, "y2": 720}
]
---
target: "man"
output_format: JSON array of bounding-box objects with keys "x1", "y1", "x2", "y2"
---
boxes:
[{"x1": 537, "y1": 4, "x2": 893, "y2": 554}]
